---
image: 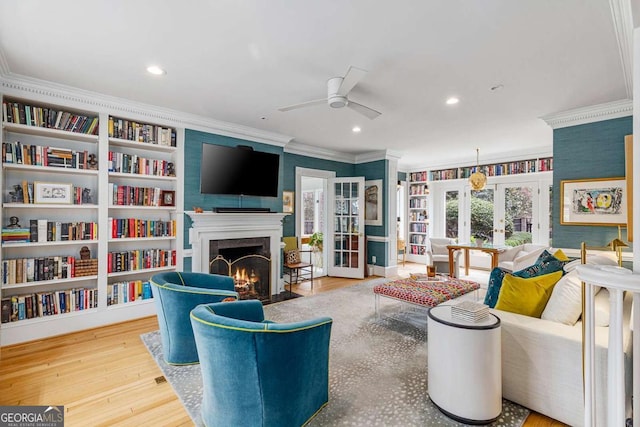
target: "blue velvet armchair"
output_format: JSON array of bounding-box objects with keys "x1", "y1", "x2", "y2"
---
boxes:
[
  {"x1": 150, "y1": 271, "x2": 238, "y2": 365},
  {"x1": 190, "y1": 300, "x2": 333, "y2": 427}
]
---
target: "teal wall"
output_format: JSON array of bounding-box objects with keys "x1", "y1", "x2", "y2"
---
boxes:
[
  {"x1": 281, "y1": 152, "x2": 355, "y2": 236},
  {"x1": 398, "y1": 171, "x2": 407, "y2": 181},
  {"x1": 552, "y1": 116, "x2": 632, "y2": 251},
  {"x1": 355, "y1": 160, "x2": 388, "y2": 265},
  {"x1": 183, "y1": 129, "x2": 284, "y2": 253}
]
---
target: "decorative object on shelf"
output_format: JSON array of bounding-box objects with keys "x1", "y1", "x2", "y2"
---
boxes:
[
  {"x1": 160, "y1": 190, "x2": 175, "y2": 206},
  {"x1": 9, "y1": 185, "x2": 23, "y2": 203},
  {"x1": 87, "y1": 153, "x2": 98, "y2": 170},
  {"x1": 193, "y1": 206, "x2": 203, "y2": 213},
  {"x1": 80, "y1": 246, "x2": 90, "y2": 260},
  {"x1": 283, "y1": 190, "x2": 294, "y2": 213},
  {"x1": 560, "y1": 177, "x2": 627, "y2": 225},
  {"x1": 6, "y1": 216, "x2": 21, "y2": 229},
  {"x1": 364, "y1": 179, "x2": 383, "y2": 226},
  {"x1": 167, "y1": 162, "x2": 176, "y2": 177},
  {"x1": 82, "y1": 188, "x2": 92, "y2": 204},
  {"x1": 34, "y1": 181, "x2": 72, "y2": 204},
  {"x1": 469, "y1": 148, "x2": 487, "y2": 190}
]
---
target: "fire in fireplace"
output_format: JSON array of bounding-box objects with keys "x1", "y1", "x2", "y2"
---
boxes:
[{"x1": 209, "y1": 238, "x2": 271, "y2": 301}]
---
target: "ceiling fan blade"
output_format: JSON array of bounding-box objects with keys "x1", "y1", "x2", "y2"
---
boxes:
[
  {"x1": 347, "y1": 101, "x2": 381, "y2": 120},
  {"x1": 278, "y1": 98, "x2": 326, "y2": 112},
  {"x1": 336, "y1": 66, "x2": 367, "y2": 96}
]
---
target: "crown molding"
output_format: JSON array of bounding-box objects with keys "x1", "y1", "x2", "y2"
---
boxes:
[
  {"x1": 284, "y1": 141, "x2": 356, "y2": 163},
  {"x1": 0, "y1": 72, "x2": 293, "y2": 147},
  {"x1": 354, "y1": 149, "x2": 403, "y2": 164},
  {"x1": 609, "y1": 0, "x2": 634, "y2": 98},
  {"x1": 540, "y1": 99, "x2": 632, "y2": 129}
]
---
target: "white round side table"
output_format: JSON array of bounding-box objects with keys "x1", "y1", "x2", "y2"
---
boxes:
[{"x1": 427, "y1": 305, "x2": 502, "y2": 424}]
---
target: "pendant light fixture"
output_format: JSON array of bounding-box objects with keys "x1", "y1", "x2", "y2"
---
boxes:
[{"x1": 469, "y1": 148, "x2": 487, "y2": 191}]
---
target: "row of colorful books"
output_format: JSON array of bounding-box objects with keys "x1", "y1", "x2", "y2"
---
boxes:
[
  {"x1": 108, "y1": 151, "x2": 174, "y2": 176},
  {"x1": 2, "y1": 141, "x2": 95, "y2": 170},
  {"x1": 108, "y1": 218, "x2": 176, "y2": 239},
  {"x1": 2, "y1": 100, "x2": 99, "y2": 135},
  {"x1": 108, "y1": 183, "x2": 164, "y2": 207},
  {"x1": 107, "y1": 249, "x2": 176, "y2": 273},
  {"x1": 1, "y1": 256, "x2": 92, "y2": 285},
  {"x1": 108, "y1": 116, "x2": 176, "y2": 146},
  {"x1": 1, "y1": 287, "x2": 98, "y2": 323},
  {"x1": 107, "y1": 280, "x2": 152, "y2": 306}
]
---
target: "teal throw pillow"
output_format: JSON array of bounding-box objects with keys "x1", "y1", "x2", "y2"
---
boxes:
[
  {"x1": 514, "y1": 250, "x2": 567, "y2": 278},
  {"x1": 483, "y1": 267, "x2": 509, "y2": 308}
]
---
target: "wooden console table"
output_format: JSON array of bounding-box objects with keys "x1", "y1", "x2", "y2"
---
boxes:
[{"x1": 446, "y1": 244, "x2": 502, "y2": 276}]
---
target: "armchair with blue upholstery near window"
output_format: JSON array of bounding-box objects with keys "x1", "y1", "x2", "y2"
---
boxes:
[
  {"x1": 190, "y1": 300, "x2": 333, "y2": 427},
  {"x1": 149, "y1": 271, "x2": 238, "y2": 365}
]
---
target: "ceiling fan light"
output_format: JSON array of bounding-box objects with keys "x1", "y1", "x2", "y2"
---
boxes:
[{"x1": 328, "y1": 95, "x2": 347, "y2": 109}]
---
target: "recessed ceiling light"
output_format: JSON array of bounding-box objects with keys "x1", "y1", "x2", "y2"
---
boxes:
[
  {"x1": 446, "y1": 97, "x2": 459, "y2": 105},
  {"x1": 352, "y1": 126, "x2": 361, "y2": 133},
  {"x1": 146, "y1": 65, "x2": 166, "y2": 75}
]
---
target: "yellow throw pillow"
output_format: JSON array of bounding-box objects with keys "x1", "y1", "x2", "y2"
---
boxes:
[
  {"x1": 495, "y1": 270, "x2": 563, "y2": 318},
  {"x1": 553, "y1": 249, "x2": 570, "y2": 262}
]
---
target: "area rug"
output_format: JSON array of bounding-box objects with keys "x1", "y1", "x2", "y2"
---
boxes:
[{"x1": 141, "y1": 278, "x2": 530, "y2": 426}]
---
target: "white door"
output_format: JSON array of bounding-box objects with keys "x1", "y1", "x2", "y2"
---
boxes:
[
  {"x1": 494, "y1": 182, "x2": 539, "y2": 246},
  {"x1": 327, "y1": 177, "x2": 365, "y2": 278}
]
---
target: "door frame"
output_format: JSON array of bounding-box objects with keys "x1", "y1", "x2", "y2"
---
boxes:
[{"x1": 295, "y1": 167, "x2": 336, "y2": 276}]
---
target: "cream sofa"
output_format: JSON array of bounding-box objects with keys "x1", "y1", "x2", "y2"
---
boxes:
[
  {"x1": 493, "y1": 255, "x2": 633, "y2": 426},
  {"x1": 441, "y1": 254, "x2": 632, "y2": 426},
  {"x1": 497, "y1": 243, "x2": 548, "y2": 272}
]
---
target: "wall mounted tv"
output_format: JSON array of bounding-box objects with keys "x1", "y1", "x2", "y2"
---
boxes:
[{"x1": 200, "y1": 143, "x2": 280, "y2": 197}]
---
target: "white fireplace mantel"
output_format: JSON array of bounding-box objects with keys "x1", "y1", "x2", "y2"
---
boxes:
[{"x1": 185, "y1": 211, "x2": 289, "y2": 295}]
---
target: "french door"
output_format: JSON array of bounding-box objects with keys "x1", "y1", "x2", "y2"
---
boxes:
[{"x1": 327, "y1": 177, "x2": 365, "y2": 279}]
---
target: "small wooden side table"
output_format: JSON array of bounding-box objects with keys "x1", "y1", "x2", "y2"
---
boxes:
[{"x1": 446, "y1": 244, "x2": 502, "y2": 276}]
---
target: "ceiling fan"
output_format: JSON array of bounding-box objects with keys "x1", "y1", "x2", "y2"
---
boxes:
[{"x1": 278, "y1": 66, "x2": 381, "y2": 120}]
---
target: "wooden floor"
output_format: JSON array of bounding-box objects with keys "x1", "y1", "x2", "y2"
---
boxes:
[{"x1": 0, "y1": 271, "x2": 566, "y2": 426}]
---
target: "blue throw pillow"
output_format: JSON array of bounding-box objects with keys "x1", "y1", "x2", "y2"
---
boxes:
[
  {"x1": 513, "y1": 250, "x2": 567, "y2": 279},
  {"x1": 484, "y1": 267, "x2": 509, "y2": 308},
  {"x1": 484, "y1": 250, "x2": 568, "y2": 308}
]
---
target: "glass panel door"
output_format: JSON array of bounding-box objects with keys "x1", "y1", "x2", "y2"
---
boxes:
[
  {"x1": 327, "y1": 177, "x2": 365, "y2": 279},
  {"x1": 469, "y1": 188, "x2": 495, "y2": 246},
  {"x1": 495, "y1": 183, "x2": 538, "y2": 246},
  {"x1": 445, "y1": 190, "x2": 460, "y2": 240}
]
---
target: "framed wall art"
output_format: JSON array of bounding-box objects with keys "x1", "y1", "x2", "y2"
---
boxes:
[
  {"x1": 560, "y1": 177, "x2": 627, "y2": 226},
  {"x1": 364, "y1": 179, "x2": 383, "y2": 226},
  {"x1": 283, "y1": 191, "x2": 294, "y2": 213}
]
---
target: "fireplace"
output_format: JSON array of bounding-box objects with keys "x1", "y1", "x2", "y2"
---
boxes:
[
  {"x1": 209, "y1": 237, "x2": 271, "y2": 301},
  {"x1": 185, "y1": 211, "x2": 288, "y2": 297}
]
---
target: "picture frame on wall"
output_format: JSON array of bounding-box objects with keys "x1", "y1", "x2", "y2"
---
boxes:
[
  {"x1": 364, "y1": 179, "x2": 383, "y2": 226},
  {"x1": 560, "y1": 177, "x2": 627, "y2": 226},
  {"x1": 283, "y1": 190, "x2": 294, "y2": 213},
  {"x1": 34, "y1": 181, "x2": 72, "y2": 204}
]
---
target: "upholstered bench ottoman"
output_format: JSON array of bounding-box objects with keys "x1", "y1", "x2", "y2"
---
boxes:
[{"x1": 373, "y1": 276, "x2": 480, "y2": 315}]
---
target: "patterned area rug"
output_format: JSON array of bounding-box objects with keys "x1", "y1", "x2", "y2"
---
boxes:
[{"x1": 141, "y1": 278, "x2": 530, "y2": 426}]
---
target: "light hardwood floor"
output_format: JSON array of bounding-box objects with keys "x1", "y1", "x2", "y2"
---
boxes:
[{"x1": 0, "y1": 270, "x2": 567, "y2": 426}]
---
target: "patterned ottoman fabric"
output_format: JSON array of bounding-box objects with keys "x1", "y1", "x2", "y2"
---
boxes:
[{"x1": 373, "y1": 276, "x2": 480, "y2": 307}]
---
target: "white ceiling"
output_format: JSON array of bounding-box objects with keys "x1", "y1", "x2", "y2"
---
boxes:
[{"x1": 0, "y1": 1, "x2": 635, "y2": 170}]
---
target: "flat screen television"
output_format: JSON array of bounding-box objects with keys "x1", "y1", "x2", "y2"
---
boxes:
[{"x1": 200, "y1": 143, "x2": 280, "y2": 197}]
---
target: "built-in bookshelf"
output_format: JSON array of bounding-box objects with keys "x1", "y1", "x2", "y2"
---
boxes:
[
  {"x1": 0, "y1": 95, "x2": 183, "y2": 345},
  {"x1": 407, "y1": 171, "x2": 429, "y2": 261},
  {"x1": 430, "y1": 157, "x2": 553, "y2": 181}
]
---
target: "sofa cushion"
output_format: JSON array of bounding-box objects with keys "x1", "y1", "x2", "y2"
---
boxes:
[
  {"x1": 540, "y1": 270, "x2": 582, "y2": 325},
  {"x1": 515, "y1": 249, "x2": 567, "y2": 278},
  {"x1": 594, "y1": 288, "x2": 611, "y2": 327},
  {"x1": 563, "y1": 254, "x2": 618, "y2": 273},
  {"x1": 494, "y1": 270, "x2": 563, "y2": 317}
]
